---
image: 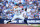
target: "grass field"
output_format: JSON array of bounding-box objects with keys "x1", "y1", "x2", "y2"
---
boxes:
[
  {"x1": 17, "y1": 24, "x2": 40, "y2": 27},
  {"x1": 34, "y1": 25, "x2": 40, "y2": 27}
]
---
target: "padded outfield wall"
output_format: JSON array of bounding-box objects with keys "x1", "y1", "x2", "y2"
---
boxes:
[{"x1": 0, "y1": 19, "x2": 40, "y2": 24}]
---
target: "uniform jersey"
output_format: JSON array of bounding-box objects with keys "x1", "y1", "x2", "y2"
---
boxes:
[
  {"x1": 14, "y1": 7, "x2": 22, "y2": 16},
  {"x1": 15, "y1": 10, "x2": 21, "y2": 15},
  {"x1": 27, "y1": 8, "x2": 31, "y2": 12},
  {"x1": 21, "y1": 11, "x2": 26, "y2": 17}
]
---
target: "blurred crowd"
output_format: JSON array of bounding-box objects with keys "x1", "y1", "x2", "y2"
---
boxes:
[{"x1": 0, "y1": 0, "x2": 40, "y2": 19}]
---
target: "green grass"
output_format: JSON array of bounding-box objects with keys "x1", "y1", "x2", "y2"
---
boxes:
[
  {"x1": 11, "y1": 24, "x2": 40, "y2": 27},
  {"x1": 16, "y1": 24, "x2": 40, "y2": 27},
  {"x1": 34, "y1": 26, "x2": 40, "y2": 27}
]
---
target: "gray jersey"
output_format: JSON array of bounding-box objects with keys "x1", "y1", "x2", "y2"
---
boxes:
[
  {"x1": 14, "y1": 8, "x2": 22, "y2": 16},
  {"x1": 15, "y1": 10, "x2": 21, "y2": 15}
]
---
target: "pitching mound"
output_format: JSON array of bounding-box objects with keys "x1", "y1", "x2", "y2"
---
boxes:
[{"x1": 0, "y1": 24, "x2": 34, "y2": 27}]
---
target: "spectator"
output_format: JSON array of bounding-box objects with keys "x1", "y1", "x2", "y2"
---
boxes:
[{"x1": 0, "y1": 0, "x2": 40, "y2": 19}]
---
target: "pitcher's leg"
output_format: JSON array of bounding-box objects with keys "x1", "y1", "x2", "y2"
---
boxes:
[
  {"x1": 11, "y1": 15, "x2": 17, "y2": 21},
  {"x1": 19, "y1": 15, "x2": 24, "y2": 22},
  {"x1": 7, "y1": 15, "x2": 17, "y2": 24}
]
